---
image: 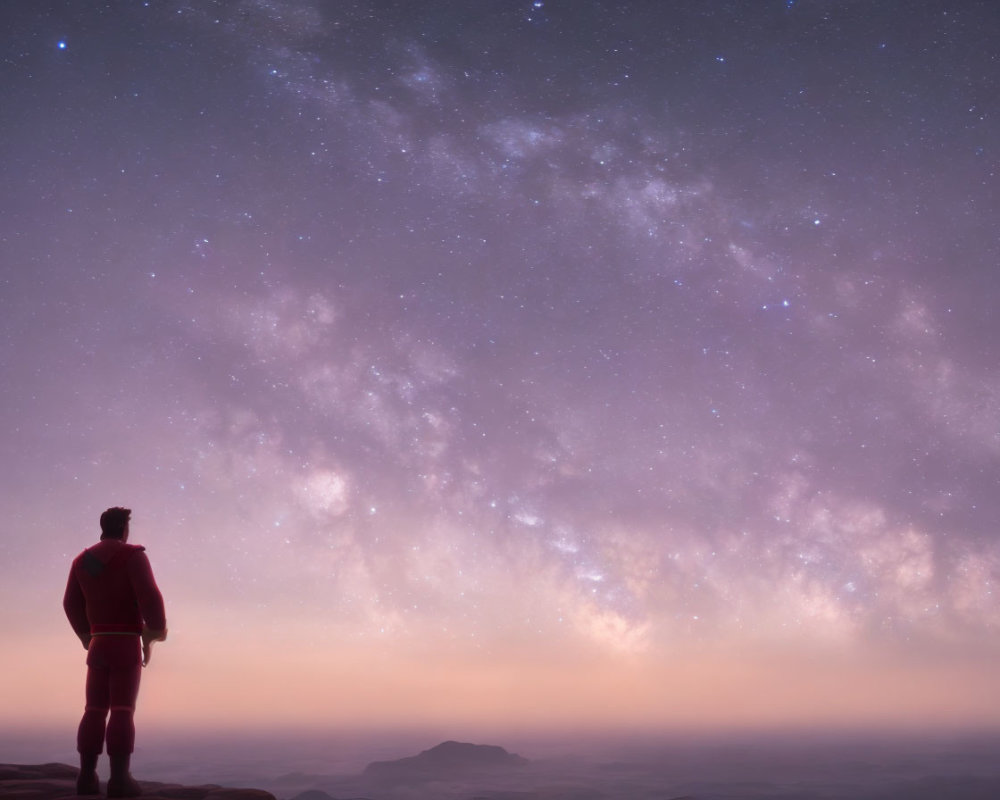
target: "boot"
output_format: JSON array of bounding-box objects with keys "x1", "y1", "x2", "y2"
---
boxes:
[
  {"x1": 76, "y1": 752, "x2": 100, "y2": 795},
  {"x1": 107, "y1": 753, "x2": 142, "y2": 798}
]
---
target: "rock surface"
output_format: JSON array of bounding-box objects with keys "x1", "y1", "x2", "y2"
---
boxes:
[{"x1": 0, "y1": 763, "x2": 275, "y2": 800}]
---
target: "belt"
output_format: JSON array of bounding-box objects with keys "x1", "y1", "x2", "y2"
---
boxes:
[{"x1": 90, "y1": 623, "x2": 142, "y2": 635}]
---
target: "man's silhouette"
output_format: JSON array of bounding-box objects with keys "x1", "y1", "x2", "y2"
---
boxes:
[{"x1": 63, "y1": 507, "x2": 167, "y2": 798}]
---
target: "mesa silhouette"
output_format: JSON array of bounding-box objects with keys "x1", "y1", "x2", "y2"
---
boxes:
[{"x1": 363, "y1": 741, "x2": 528, "y2": 783}]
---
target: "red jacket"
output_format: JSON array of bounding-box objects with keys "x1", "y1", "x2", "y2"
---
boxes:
[{"x1": 64, "y1": 539, "x2": 166, "y2": 637}]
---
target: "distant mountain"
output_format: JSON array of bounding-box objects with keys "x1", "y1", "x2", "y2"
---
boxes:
[
  {"x1": 288, "y1": 790, "x2": 339, "y2": 800},
  {"x1": 363, "y1": 741, "x2": 529, "y2": 782}
]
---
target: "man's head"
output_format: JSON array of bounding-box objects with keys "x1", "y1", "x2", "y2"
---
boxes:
[{"x1": 99, "y1": 506, "x2": 132, "y2": 540}]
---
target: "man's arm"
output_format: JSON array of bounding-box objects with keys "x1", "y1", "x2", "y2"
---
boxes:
[
  {"x1": 128, "y1": 550, "x2": 167, "y2": 666},
  {"x1": 62, "y1": 565, "x2": 91, "y2": 650},
  {"x1": 127, "y1": 549, "x2": 167, "y2": 630}
]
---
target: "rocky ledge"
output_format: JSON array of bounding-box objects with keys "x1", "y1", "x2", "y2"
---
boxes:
[{"x1": 0, "y1": 763, "x2": 275, "y2": 800}]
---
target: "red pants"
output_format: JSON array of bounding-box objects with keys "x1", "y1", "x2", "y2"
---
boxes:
[{"x1": 77, "y1": 636, "x2": 142, "y2": 756}]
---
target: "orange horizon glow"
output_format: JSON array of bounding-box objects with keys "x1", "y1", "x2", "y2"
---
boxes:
[{"x1": 9, "y1": 617, "x2": 1000, "y2": 736}]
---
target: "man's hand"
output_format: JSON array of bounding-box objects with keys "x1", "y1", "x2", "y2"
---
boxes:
[
  {"x1": 141, "y1": 626, "x2": 167, "y2": 667},
  {"x1": 78, "y1": 633, "x2": 92, "y2": 651}
]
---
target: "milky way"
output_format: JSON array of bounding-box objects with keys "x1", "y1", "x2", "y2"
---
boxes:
[{"x1": 3, "y1": 1, "x2": 999, "y2": 731}]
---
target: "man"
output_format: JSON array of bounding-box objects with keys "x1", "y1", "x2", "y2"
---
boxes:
[{"x1": 63, "y1": 507, "x2": 168, "y2": 798}]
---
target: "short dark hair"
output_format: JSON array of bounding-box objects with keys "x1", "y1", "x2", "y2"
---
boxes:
[{"x1": 100, "y1": 507, "x2": 132, "y2": 539}]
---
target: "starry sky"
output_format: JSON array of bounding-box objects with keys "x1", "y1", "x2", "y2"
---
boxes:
[{"x1": 3, "y1": 0, "x2": 1000, "y2": 737}]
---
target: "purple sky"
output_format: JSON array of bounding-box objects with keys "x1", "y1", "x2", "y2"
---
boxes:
[{"x1": 2, "y1": 0, "x2": 999, "y2": 733}]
